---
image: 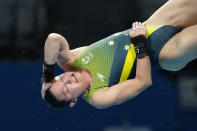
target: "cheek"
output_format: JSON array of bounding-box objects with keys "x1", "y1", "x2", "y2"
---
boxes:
[{"x1": 70, "y1": 84, "x2": 82, "y2": 96}]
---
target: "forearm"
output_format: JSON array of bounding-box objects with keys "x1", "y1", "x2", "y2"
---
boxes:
[
  {"x1": 135, "y1": 56, "x2": 152, "y2": 87},
  {"x1": 114, "y1": 79, "x2": 149, "y2": 105},
  {"x1": 130, "y1": 22, "x2": 152, "y2": 87},
  {"x1": 41, "y1": 33, "x2": 70, "y2": 82},
  {"x1": 44, "y1": 33, "x2": 70, "y2": 64},
  {"x1": 117, "y1": 23, "x2": 152, "y2": 103},
  {"x1": 90, "y1": 22, "x2": 152, "y2": 108},
  {"x1": 92, "y1": 74, "x2": 152, "y2": 108},
  {"x1": 92, "y1": 56, "x2": 152, "y2": 107}
]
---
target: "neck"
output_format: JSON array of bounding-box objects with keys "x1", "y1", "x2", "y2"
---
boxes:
[{"x1": 79, "y1": 69, "x2": 93, "y2": 97}]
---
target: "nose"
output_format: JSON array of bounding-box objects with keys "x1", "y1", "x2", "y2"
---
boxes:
[
  {"x1": 61, "y1": 72, "x2": 71, "y2": 80},
  {"x1": 61, "y1": 73, "x2": 74, "y2": 83}
]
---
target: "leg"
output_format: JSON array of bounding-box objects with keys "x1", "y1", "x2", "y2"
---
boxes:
[
  {"x1": 159, "y1": 25, "x2": 197, "y2": 71},
  {"x1": 145, "y1": 0, "x2": 197, "y2": 28}
]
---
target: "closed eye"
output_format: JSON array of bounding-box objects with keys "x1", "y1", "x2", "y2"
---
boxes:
[{"x1": 59, "y1": 77, "x2": 69, "y2": 94}]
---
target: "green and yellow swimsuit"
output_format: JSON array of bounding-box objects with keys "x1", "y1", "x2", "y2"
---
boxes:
[{"x1": 71, "y1": 25, "x2": 181, "y2": 101}]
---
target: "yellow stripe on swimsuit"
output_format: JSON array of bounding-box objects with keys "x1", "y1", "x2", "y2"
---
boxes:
[{"x1": 71, "y1": 25, "x2": 181, "y2": 102}]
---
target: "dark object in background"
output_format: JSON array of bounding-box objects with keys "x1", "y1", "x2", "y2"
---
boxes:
[{"x1": 0, "y1": 0, "x2": 141, "y2": 61}]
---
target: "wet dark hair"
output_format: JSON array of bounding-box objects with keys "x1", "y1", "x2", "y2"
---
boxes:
[{"x1": 44, "y1": 88, "x2": 71, "y2": 109}]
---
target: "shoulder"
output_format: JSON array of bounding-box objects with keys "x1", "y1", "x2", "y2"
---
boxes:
[{"x1": 70, "y1": 46, "x2": 87, "y2": 58}]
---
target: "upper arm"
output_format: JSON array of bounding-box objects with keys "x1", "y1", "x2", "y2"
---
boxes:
[
  {"x1": 89, "y1": 78, "x2": 150, "y2": 109},
  {"x1": 54, "y1": 36, "x2": 87, "y2": 70},
  {"x1": 57, "y1": 46, "x2": 87, "y2": 71},
  {"x1": 45, "y1": 33, "x2": 87, "y2": 71}
]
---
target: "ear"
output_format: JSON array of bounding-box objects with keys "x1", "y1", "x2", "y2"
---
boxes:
[{"x1": 69, "y1": 98, "x2": 77, "y2": 108}]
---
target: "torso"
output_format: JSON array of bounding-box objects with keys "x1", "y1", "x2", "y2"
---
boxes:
[
  {"x1": 63, "y1": 0, "x2": 197, "y2": 73},
  {"x1": 71, "y1": 29, "x2": 137, "y2": 101},
  {"x1": 60, "y1": 0, "x2": 197, "y2": 95},
  {"x1": 69, "y1": 25, "x2": 181, "y2": 101}
]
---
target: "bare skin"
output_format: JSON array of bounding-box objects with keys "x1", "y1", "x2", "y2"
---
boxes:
[
  {"x1": 158, "y1": 25, "x2": 197, "y2": 71},
  {"x1": 144, "y1": 0, "x2": 197, "y2": 71},
  {"x1": 90, "y1": 22, "x2": 151, "y2": 108},
  {"x1": 145, "y1": 0, "x2": 197, "y2": 28},
  {"x1": 42, "y1": 22, "x2": 152, "y2": 108},
  {"x1": 42, "y1": 0, "x2": 197, "y2": 108},
  {"x1": 60, "y1": 0, "x2": 197, "y2": 72}
]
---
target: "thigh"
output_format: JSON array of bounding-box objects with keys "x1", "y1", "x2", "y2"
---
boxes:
[
  {"x1": 145, "y1": 0, "x2": 197, "y2": 28},
  {"x1": 159, "y1": 25, "x2": 197, "y2": 71}
]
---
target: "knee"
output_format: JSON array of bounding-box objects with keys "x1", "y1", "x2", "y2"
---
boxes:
[{"x1": 159, "y1": 60, "x2": 186, "y2": 71}]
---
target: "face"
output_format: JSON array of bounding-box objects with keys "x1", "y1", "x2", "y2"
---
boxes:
[{"x1": 50, "y1": 71, "x2": 88, "y2": 104}]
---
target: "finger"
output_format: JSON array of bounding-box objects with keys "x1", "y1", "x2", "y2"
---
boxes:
[
  {"x1": 137, "y1": 22, "x2": 142, "y2": 29},
  {"x1": 139, "y1": 22, "x2": 143, "y2": 28},
  {"x1": 133, "y1": 22, "x2": 136, "y2": 29},
  {"x1": 132, "y1": 22, "x2": 135, "y2": 29},
  {"x1": 135, "y1": 22, "x2": 138, "y2": 28},
  {"x1": 137, "y1": 22, "x2": 141, "y2": 28}
]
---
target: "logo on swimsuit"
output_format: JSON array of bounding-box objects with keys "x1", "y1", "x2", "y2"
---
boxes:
[
  {"x1": 97, "y1": 73, "x2": 105, "y2": 83},
  {"x1": 81, "y1": 52, "x2": 94, "y2": 64}
]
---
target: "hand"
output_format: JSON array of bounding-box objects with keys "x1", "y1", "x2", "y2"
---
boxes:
[
  {"x1": 130, "y1": 22, "x2": 147, "y2": 38},
  {"x1": 41, "y1": 82, "x2": 52, "y2": 98}
]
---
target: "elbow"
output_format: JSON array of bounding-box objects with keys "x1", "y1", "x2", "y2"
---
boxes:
[
  {"x1": 138, "y1": 78, "x2": 152, "y2": 89},
  {"x1": 144, "y1": 79, "x2": 152, "y2": 88},
  {"x1": 136, "y1": 76, "x2": 152, "y2": 89},
  {"x1": 47, "y1": 33, "x2": 63, "y2": 41}
]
